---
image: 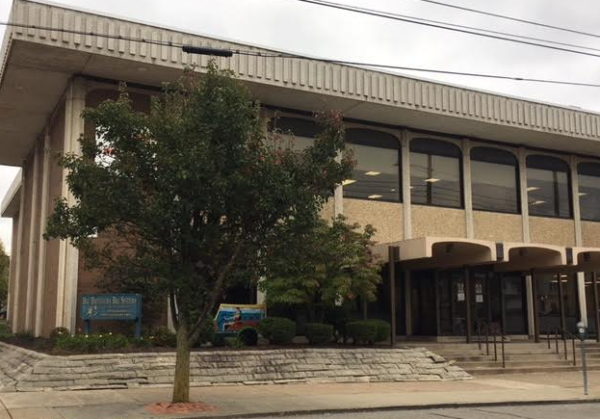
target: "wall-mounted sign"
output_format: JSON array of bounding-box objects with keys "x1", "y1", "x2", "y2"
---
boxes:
[{"x1": 81, "y1": 294, "x2": 142, "y2": 337}]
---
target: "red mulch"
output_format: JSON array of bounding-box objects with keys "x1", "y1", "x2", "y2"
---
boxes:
[{"x1": 146, "y1": 402, "x2": 218, "y2": 415}]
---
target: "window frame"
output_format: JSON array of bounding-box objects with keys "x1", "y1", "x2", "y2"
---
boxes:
[
  {"x1": 470, "y1": 146, "x2": 521, "y2": 215},
  {"x1": 526, "y1": 154, "x2": 573, "y2": 219},
  {"x1": 409, "y1": 137, "x2": 464, "y2": 209},
  {"x1": 343, "y1": 127, "x2": 402, "y2": 203},
  {"x1": 577, "y1": 161, "x2": 600, "y2": 222}
]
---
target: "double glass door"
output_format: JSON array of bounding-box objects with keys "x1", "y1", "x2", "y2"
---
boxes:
[
  {"x1": 535, "y1": 273, "x2": 579, "y2": 335},
  {"x1": 411, "y1": 268, "x2": 528, "y2": 337}
]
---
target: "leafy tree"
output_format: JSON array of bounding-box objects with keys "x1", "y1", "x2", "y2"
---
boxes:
[
  {"x1": 260, "y1": 216, "x2": 382, "y2": 323},
  {"x1": 0, "y1": 241, "x2": 9, "y2": 312},
  {"x1": 45, "y1": 63, "x2": 351, "y2": 403}
]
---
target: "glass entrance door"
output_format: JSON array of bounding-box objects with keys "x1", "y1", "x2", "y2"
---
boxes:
[{"x1": 536, "y1": 273, "x2": 579, "y2": 335}]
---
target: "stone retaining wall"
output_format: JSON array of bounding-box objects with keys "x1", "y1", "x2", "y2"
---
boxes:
[{"x1": 0, "y1": 342, "x2": 470, "y2": 391}]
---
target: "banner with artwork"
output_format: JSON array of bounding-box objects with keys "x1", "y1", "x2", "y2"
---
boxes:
[{"x1": 214, "y1": 303, "x2": 266, "y2": 332}]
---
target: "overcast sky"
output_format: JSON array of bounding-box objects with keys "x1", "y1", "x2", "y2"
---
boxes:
[{"x1": 1, "y1": 0, "x2": 600, "y2": 253}]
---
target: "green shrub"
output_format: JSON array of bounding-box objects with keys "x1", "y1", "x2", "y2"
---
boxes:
[
  {"x1": 0, "y1": 322, "x2": 12, "y2": 339},
  {"x1": 49, "y1": 327, "x2": 70, "y2": 340},
  {"x1": 55, "y1": 333, "x2": 129, "y2": 353},
  {"x1": 195, "y1": 319, "x2": 216, "y2": 346},
  {"x1": 304, "y1": 323, "x2": 333, "y2": 345},
  {"x1": 324, "y1": 305, "x2": 352, "y2": 342},
  {"x1": 224, "y1": 336, "x2": 244, "y2": 348},
  {"x1": 211, "y1": 332, "x2": 227, "y2": 347},
  {"x1": 258, "y1": 317, "x2": 296, "y2": 345},
  {"x1": 346, "y1": 321, "x2": 377, "y2": 345},
  {"x1": 14, "y1": 330, "x2": 34, "y2": 341},
  {"x1": 369, "y1": 319, "x2": 391, "y2": 343},
  {"x1": 238, "y1": 327, "x2": 258, "y2": 346},
  {"x1": 130, "y1": 336, "x2": 153, "y2": 348},
  {"x1": 150, "y1": 327, "x2": 177, "y2": 347}
]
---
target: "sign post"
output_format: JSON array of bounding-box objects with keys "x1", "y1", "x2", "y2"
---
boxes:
[
  {"x1": 81, "y1": 294, "x2": 143, "y2": 337},
  {"x1": 577, "y1": 321, "x2": 588, "y2": 396}
]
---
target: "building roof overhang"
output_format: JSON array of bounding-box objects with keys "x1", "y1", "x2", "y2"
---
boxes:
[
  {"x1": 1, "y1": 170, "x2": 22, "y2": 217},
  {"x1": 3, "y1": 0, "x2": 600, "y2": 167}
]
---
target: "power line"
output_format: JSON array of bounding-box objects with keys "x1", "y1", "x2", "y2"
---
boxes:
[
  {"x1": 418, "y1": 0, "x2": 600, "y2": 39},
  {"x1": 293, "y1": 0, "x2": 600, "y2": 59},
  {"x1": 2, "y1": 21, "x2": 600, "y2": 88}
]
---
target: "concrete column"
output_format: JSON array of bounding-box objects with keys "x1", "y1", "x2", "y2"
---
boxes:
[
  {"x1": 526, "y1": 273, "x2": 535, "y2": 338},
  {"x1": 401, "y1": 130, "x2": 412, "y2": 239},
  {"x1": 11, "y1": 176, "x2": 25, "y2": 331},
  {"x1": 570, "y1": 156, "x2": 587, "y2": 326},
  {"x1": 34, "y1": 131, "x2": 51, "y2": 336},
  {"x1": 462, "y1": 139, "x2": 474, "y2": 238},
  {"x1": 518, "y1": 147, "x2": 530, "y2": 243},
  {"x1": 56, "y1": 78, "x2": 86, "y2": 332},
  {"x1": 24, "y1": 145, "x2": 41, "y2": 331},
  {"x1": 404, "y1": 270, "x2": 412, "y2": 336}
]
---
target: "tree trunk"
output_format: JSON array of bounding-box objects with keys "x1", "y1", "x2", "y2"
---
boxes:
[{"x1": 172, "y1": 320, "x2": 191, "y2": 403}]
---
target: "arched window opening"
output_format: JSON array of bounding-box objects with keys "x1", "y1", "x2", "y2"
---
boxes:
[
  {"x1": 578, "y1": 162, "x2": 600, "y2": 221},
  {"x1": 526, "y1": 155, "x2": 571, "y2": 218},
  {"x1": 410, "y1": 138, "x2": 462, "y2": 208},
  {"x1": 471, "y1": 147, "x2": 519, "y2": 213},
  {"x1": 343, "y1": 128, "x2": 401, "y2": 202}
]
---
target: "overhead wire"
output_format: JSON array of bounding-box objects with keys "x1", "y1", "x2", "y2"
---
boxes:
[
  {"x1": 293, "y1": 0, "x2": 600, "y2": 59},
  {"x1": 1, "y1": 20, "x2": 600, "y2": 88},
  {"x1": 418, "y1": 0, "x2": 600, "y2": 39}
]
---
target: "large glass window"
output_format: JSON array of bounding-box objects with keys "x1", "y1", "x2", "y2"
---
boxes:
[
  {"x1": 526, "y1": 155, "x2": 571, "y2": 218},
  {"x1": 410, "y1": 138, "x2": 462, "y2": 208},
  {"x1": 268, "y1": 117, "x2": 318, "y2": 150},
  {"x1": 343, "y1": 128, "x2": 401, "y2": 202},
  {"x1": 470, "y1": 147, "x2": 519, "y2": 213},
  {"x1": 578, "y1": 162, "x2": 600, "y2": 221}
]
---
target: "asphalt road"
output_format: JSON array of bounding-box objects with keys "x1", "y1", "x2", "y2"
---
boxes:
[{"x1": 261, "y1": 402, "x2": 600, "y2": 418}]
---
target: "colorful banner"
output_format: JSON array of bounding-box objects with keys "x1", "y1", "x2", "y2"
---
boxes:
[{"x1": 214, "y1": 303, "x2": 266, "y2": 332}]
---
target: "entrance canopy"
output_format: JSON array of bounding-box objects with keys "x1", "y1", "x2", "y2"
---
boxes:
[{"x1": 375, "y1": 237, "x2": 598, "y2": 273}]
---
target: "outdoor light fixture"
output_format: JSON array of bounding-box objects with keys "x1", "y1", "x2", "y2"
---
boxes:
[
  {"x1": 424, "y1": 177, "x2": 440, "y2": 183},
  {"x1": 526, "y1": 186, "x2": 539, "y2": 192},
  {"x1": 368, "y1": 194, "x2": 383, "y2": 199},
  {"x1": 365, "y1": 171, "x2": 381, "y2": 176},
  {"x1": 342, "y1": 179, "x2": 356, "y2": 186}
]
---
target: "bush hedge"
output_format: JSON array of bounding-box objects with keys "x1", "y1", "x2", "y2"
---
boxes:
[
  {"x1": 238, "y1": 327, "x2": 258, "y2": 346},
  {"x1": 149, "y1": 327, "x2": 177, "y2": 347},
  {"x1": 304, "y1": 323, "x2": 333, "y2": 345},
  {"x1": 346, "y1": 321, "x2": 377, "y2": 345},
  {"x1": 370, "y1": 319, "x2": 391, "y2": 343},
  {"x1": 55, "y1": 333, "x2": 129, "y2": 353},
  {"x1": 258, "y1": 317, "x2": 296, "y2": 345}
]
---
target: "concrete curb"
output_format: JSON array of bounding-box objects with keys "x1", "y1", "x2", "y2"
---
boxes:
[{"x1": 189, "y1": 398, "x2": 600, "y2": 419}]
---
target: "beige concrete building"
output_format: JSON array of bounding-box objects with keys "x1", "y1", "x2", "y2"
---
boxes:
[{"x1": 3, "y1": 0, "x2": 600, "y2": 341}]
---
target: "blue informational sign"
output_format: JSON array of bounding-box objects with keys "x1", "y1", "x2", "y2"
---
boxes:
[{"x1": 81, "y1": 294, "x2": 142, "y2": 337}]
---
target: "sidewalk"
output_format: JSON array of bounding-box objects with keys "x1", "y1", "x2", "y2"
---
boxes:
[{"x1": 0, "y1": 371, "x2": 599, "y2": 419}]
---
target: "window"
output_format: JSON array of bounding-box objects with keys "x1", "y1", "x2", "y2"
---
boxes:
[
  {"x1": 526, "y1": 155, "x2": 571, "y2": 218},
  {"x1": 470, "y1": 147, "x2": 519, "y2": 213},
  {"x1": 268, "y1": 117, "x2": 318, "y2": 150},
  {"x1": 410, "y1": 138, "x2": 462, "y2": 208},
  {"x1": 343, "y1": 128, "x2": 400, "y2": 201},
  {"x1": 578, "y1": 162, "x2": 600, "y2": 221}
]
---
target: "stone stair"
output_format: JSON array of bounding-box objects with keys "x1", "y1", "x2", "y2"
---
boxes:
[{"x1": 400, "y1": 340, "x2": 600, "y2": 375}]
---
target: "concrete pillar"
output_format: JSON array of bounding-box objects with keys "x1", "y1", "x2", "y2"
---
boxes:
[
  {"x1": 570, "y1": 155, "x2": 587, "y2": 326},
  {"x1": 34, "y1": 131, "x2": 51, "y2": 336},
  {"x1": 404, "y1": 270, "x2": 412, "y2": 336},
  {"x1": 401, "y1": 130, "x2": 412, "y2": 239},
  {"x1": 24, "y1": 144, "x2": 41, "y2": 331},
  {"x1": 56, "y1": 78, "x2": 86, "y2": 332},
  {"x1": 518, "y1": 147, "x2": 530, "y2": 243},
  {"x1": 11, "y1": 174, "x2": 25, "y2": 331},
  {"x1": 462, "y1": 139, "x2": 474, "y2": 238},
  {"x1": 526, "y1": 273, "x2": 535, "y2": 338}
]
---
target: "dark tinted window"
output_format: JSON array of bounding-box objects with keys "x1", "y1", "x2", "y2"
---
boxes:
[
  {"x1": 526, "y1": 155, "x2": 571, "y2": 218},
  {"x1": 410, "y1": 138, "x2": 462, "y2": 208},
  {"x1": 471, "y1": 147, "x2": 519, "y2": 213},
  {"x1": 578, "y1": 162, "x2": 600, "y2": 221},
  {"x1": 343, "y1": 128, "x2": 400, "y2": 202},
  {"x1": 269, "y1": 117, "x2": 318, "y2": 150}
]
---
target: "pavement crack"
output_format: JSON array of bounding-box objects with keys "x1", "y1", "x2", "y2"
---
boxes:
[{"x1": 473, "y1": 407, "x2": 537, "y2": 419}]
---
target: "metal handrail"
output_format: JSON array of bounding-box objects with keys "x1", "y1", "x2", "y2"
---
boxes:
[
  {"x1": 475, "y1": 319, "x2": 505, "y2": 367},
  {"x1": 551, "y1": 327, "x2": 577, "y2": 366}
]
